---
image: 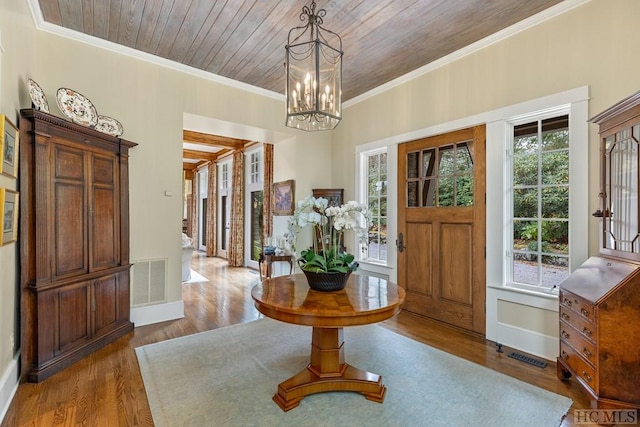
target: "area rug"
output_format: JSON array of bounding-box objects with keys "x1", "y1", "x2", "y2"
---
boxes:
[
  {"x1": 135, "y1": 319, "x2": 572, "y2": 427},
  {"x1": 182, "y1": 270, "x2": 209, "y2": 284}
]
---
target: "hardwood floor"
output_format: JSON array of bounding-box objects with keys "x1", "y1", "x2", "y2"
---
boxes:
[{"x1": 2, "y1": 252, "x2": 590, "y2": 426}]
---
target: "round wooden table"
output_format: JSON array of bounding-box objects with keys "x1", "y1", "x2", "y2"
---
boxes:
[{"x1": 251, "y1": 273, "x2": 405, "y2": 411}]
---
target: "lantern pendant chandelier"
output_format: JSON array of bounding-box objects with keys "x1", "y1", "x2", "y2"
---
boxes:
[{"x1": 285, "y1": 1, "x2": 343, "y2": 131}]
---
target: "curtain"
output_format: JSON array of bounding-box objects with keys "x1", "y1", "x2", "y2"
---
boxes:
[
  {"x1": 228, "y1": 151, "x2": 244, "y2": 266},
  {"x1": 205, "y1": 162, "x2": 217, "y2": 257},
  {"x1": 262, "y1": 143, "x2": 274, "y2": 244}
]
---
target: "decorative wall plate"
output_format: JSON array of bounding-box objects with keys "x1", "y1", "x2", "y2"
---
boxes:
[
  {"x1": 95, "y1": 115, "x2": 124, "y2": 137},
  {"x1": 55, "y1": 87, "x2": 98, "y2": 127},
  {"x1": 27, "y1": 78, "x2": 50, "y2": 113}
]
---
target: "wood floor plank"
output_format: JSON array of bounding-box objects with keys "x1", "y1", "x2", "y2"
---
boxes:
[{"x1": 2, "y1": 253, "x2": 588, "y2": 426}]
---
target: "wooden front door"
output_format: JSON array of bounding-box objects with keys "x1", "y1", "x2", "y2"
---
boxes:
[{"x1": 397, "y1": 125, "x2": 486, "y2": 334}]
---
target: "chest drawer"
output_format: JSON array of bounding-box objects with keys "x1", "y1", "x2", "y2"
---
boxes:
[
  {"x1": 559, "y1": 320, "x2": 597, "y2": 366},
  {"x1": 560, "y1": 341, "x2": 598, "y2": 394},
  {"x1": 560, "y1": 290, "x2": 596, "y2": 324},
  {"x1": 559, "y1": 306, "x2": 597, "y2": 343}
]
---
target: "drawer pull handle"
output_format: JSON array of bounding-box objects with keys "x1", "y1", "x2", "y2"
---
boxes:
[
  {"x1": 581, "y1": 308, "x2": 590, "y2": 317},
  {"x1": 582, "y1": 371, "x2": 592, "y2": 382},
  {"x1": 582, "y1": 347, "x2": 592, "y2": 358},
  {"x1": 582, "y1": 327, "x2": 592, "y2": 337},
  {"x1": 561, "y1": 313, "x2": 570, "y2": 321},
  {"x1": 561, "y1": 350, "x2": 569, "y2": 360},
  {"x1": 563, "y1": 298, "x2": 572, "y2": 307},
  {"x1": 561, "y1": 330, "x2": 570, "y2": 339}
]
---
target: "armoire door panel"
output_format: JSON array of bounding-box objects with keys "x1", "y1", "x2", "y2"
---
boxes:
[
  {"x1": 93, "y1": 274, "x2": 118, "y2": 336},
  {"x1": 54, "y1": 183, "x2": 87, "y2": 277},
  {"x1": 55, "y1": 283, "x2": 91, "y2": 355},
  {"x1": 92, "y1": 186, "x2": 118, "y2": 269},
  {"x1": 90, "y1": 153, "x2": 120, "y2": 270},
  {"x1": 54, "y1": 146, "x2": 84, "y2": 180},
  {"x1": 92, "y1": 155, "x2": 115, "y2": 184}
]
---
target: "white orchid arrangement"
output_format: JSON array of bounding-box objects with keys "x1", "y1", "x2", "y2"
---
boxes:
[{"x1": 287, "y1": 196, "x2": 372, "y2": 273}]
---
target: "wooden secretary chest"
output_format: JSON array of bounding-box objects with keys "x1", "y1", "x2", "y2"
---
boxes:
[{"x1": 557, "y1": 92, "x2": 640, "y2": 410}]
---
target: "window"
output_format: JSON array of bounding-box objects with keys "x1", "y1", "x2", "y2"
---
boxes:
[
  {"x1": 250, "y1": 151, "x2": 261, "y2": 184},
  {"x1": 509, "y1": 114, "x2": 569, "y2": 290},
  {"x1": 364, "y1": 150, "x2": 387, "y2": 263},
  {"x1": 221, "y1": 163, "x2": 229, "y2": 189}
]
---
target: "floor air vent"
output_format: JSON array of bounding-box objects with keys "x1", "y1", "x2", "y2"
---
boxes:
[{"x1": 508, "y1": 352, "x2": 547, "y2": 368}]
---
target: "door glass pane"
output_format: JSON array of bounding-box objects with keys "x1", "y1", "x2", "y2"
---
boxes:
[
  {"x1": 438, "y1": 146, "x2": 454, "y2": 176},
  {"x1": 456, "y1": 142, "x2": 473, "y2": 172},
  {"x1": 438, "y1": 177, "x2": 454, "y2": 206},
  {"x1": 407, "y1": 181, "x2": 419, "y2": 207},
  {"x1": 407, "y1": 152, "x2": 419, "y2": 179},
  {"x1": 456, "y1": 174, "x2": 474, "y2": 206},
  {"x1": 422, "y1": 149, "x2": 435, "y2": 177},
  {"x1": 422, "y1": 179, "x2": 435, "y2": 207},
  {"x1": 605, "y1": 128, "x2": 640, "y2": 253}
]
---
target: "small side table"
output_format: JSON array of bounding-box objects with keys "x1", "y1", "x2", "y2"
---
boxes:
[{"x1": 258, "y1": 253, "x2": 294, "y2": 281}]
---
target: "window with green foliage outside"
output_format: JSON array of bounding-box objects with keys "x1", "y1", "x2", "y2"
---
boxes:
[{"x1": 511, "y1": 115, "x2": 569, "y2": 289}]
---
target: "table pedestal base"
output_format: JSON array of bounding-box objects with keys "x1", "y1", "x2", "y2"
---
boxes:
[{"x1": 272, "y1": 326, "x2": 386, "y2": 411}]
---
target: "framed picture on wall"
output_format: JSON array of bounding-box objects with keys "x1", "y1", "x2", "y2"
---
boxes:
[
  {"x1": 312, "y1": 188, "x2": 344, "y2": 250},
  {"x1": 0, "y1": 115, "x2": 19, "y2": 179},
  {"x1": 273, "y1": 180, "x2": 295, "y2": 215},
  {"x1": 312, "y1": 188, "x2": 344, "y2": 207},
  {"x1": 0, "y1": 188, "x2": 19, "y2": 246}
]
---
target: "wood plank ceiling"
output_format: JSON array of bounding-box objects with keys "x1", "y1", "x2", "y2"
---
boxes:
[{"x1": 36, "y1": 0, "x2": 564, "y2": 165}]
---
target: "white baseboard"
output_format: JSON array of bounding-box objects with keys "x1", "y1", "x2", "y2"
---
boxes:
[
  {"x1": 131, "y1": 300, "x2": 184, "y2": 327},
  {"x1": 0, "y1": 354, "x2": 19, "y2": 425}
]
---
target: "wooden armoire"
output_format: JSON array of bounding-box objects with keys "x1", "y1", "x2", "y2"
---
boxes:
[
  {"x1": 557, "y1": 92, "x2": 640, "y2": 410},
  {"x1": 19, "y1": 109, "x2": 136, "y2": 382}
]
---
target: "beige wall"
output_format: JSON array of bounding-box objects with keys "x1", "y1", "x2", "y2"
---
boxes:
[{"x1": 0, "y1": 0, "x2": 35, "y2": 386}]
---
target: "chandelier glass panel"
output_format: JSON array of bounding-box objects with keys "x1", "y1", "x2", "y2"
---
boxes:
[{"x1": 285, "y1": 2, "x2": 343, "y2": 131}]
